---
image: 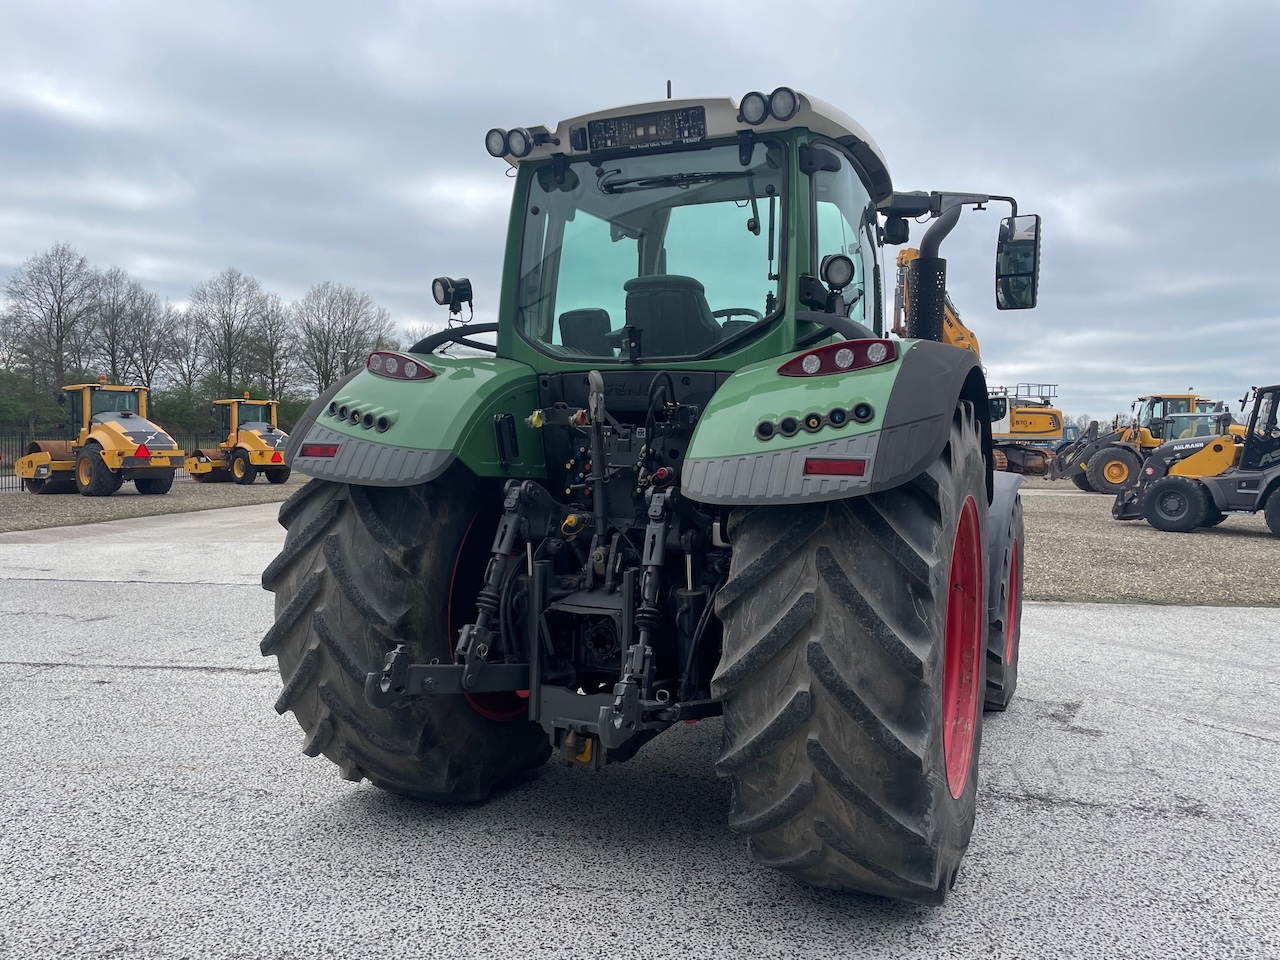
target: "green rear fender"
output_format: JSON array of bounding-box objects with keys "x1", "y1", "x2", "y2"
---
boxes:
[
  {"x1": 681, "y1": 339, "x2": 989, "y2": 505},
  {"x1": 288, "y1": 356, "x2": 546, "y2": 487}
]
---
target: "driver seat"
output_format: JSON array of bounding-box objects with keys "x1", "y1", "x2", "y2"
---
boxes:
[{"x1": 623, "y1": 275, "x2": 721, "y2": 357}]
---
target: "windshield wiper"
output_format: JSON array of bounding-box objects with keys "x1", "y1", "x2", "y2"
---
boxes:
[{"x1": 597, "y1": 170, "x2": 753, "y2": 194}]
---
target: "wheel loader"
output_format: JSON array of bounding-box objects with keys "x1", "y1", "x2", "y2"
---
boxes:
[
  {"x1": 185, "y1": 394, "x2": 290, "y2": 485},
  {"x1": 1049, "y1": 392, "x2": 1242, "y2": 494},
  {"x1": 15, "y1": 378, "x2": 183, "y2": 496},
  {"x1": 1113, "y1": 384, "x2": 1280, "y2": 534},
  {"x1": 261, "y1": 88, "x2": 1041, "y2": 903}
]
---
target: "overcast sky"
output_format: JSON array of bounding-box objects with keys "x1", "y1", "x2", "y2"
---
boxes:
[{"x1": 2, "y1": 0, "x2": 1277, "y2": 418}]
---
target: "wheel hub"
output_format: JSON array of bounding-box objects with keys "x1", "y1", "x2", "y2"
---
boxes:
[
  {"x1": 1104, "y1": 460, "x2": 1129, "y2": 484},
  {"x1": 943, "y1": 496, "x2": 983, "y2": 799}
]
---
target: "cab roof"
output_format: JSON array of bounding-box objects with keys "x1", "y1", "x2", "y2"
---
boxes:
[{"x1": 504, "y1": 90, "x2": 893, "y2": 202}]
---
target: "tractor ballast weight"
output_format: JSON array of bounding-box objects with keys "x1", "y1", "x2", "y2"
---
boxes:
[{"x1": 264, "y1": 89, "x2": 1043, "y2": 902}]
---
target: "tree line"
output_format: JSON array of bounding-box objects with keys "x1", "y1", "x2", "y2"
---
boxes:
[{"x1": 0, "y1": 243, "x2": 430, "y2": 435}]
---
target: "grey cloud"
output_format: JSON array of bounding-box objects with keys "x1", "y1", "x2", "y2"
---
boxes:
[{"x1": 0, "y1": 0, "x2": 1276, "y2": 416}]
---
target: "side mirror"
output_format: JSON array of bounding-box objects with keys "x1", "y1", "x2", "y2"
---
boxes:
[
  {"x1": 882, "y1": 217, "x2": 909, "y2": 245},
  {"x1": 995, "y1": 214, "x2": 1041, "y2": 310}
]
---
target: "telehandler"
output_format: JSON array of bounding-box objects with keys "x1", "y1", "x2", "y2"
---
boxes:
[
  {"x1": 186, "y1": 394, "x2": 290, "y2": 485},
  {"x1": 261, "y1": 88, "x2": 1041, "y2": 902},
  {"x1": 1050, "y1": 392, "x2": 1240, "y2": 494},
  {"x1": 16, "y1": 378, "x2": 183, "y2": 496},
  {"x1": 1113, "y1": 384, "x2": 1280, "y2": 533}
]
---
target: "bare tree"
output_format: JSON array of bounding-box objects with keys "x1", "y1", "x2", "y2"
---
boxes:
[
  {"x1": 166, "y1": 304, "x2": 207, "y2": 391},
  {"x1": 127, "y1": 294, "x2": 177, "y2": 389},
  {"x1": 3, "y1": 243, "x2": 98, "y2": 386},
  {"x1": 0, "y1": 307, "x2": 24, "y2": 370},
  {"x1": 92, "y1": 267, "x2": 137, "y2": 383},
  {"x1": 252, "y1": 292, "x2": 295, "y2": 399},
  {"x1": 294, "y1": 281, "x2": 396, "y2": 392},
  {"x1": 188, "y1": 268, "x2": 265, "y2": 396},
  {"x1": 400, "y1": 322, "x2": 441, "y2": 350}
]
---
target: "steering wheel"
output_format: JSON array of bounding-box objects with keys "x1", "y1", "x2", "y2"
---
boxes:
[
  {"x1": 713, "y1": 308, "x2": 764, "y2": 323},
  {"x1": 407, "y1": 323, "x2": 498, "y2": 355}
]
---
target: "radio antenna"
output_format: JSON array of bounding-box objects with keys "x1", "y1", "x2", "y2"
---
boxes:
[{"x1": 666, "y1": 80, "x2": 672, "y2": 99}]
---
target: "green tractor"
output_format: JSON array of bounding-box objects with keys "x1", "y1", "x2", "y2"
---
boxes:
[{"x1": 261, "y1": 88, "x2": 1041, "y2": 903}]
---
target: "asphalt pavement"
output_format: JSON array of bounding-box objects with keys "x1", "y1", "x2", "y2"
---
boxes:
[{"x1": 1, "y1": 505, "x2": 1277, "y2": 960}]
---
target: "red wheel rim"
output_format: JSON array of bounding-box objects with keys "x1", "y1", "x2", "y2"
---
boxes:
[
  {"x1": 1005, "y1": 540, "x2": 1020, "y2": 661},
  {"x1": 448, "y1": 506, "x2": 528, "y2": 723},
  {"x1": 943, "y1": 495, "x2": 983, "y2": 799}
]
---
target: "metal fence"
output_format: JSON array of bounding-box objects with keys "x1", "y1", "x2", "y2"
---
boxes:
[{"x1": 0, "y1": 432, "x2": 221, "y2": 492}]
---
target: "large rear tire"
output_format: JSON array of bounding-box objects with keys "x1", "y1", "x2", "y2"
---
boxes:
[
  {"x1": 984, "y1": 490, "x2": 1023, "y2": 711},
  {"x1": 1086, "y1": 448, "x2": 1141, "y2": 495},
  {"x1": 713, "y1": 403, "x2": 988, "y2": 903},
  {"x1": 265, "y1": 466, "x2": 292, "y2": 484},
  {"x1": 260, "y1": 471, "x2": 550, "y2": 801}
]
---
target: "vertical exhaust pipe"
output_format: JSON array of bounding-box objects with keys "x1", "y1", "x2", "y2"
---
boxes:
[{"x1": 906, "y1": 204, "x2": 962, "y2": 342}]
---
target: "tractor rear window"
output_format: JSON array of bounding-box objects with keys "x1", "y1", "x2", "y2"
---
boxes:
[
  {"x1": 90, "y1": 390, "x2": 140, "y2": 416},
  {"x1": 515, "y1": 141, "x2": 786, "y2": 361}
]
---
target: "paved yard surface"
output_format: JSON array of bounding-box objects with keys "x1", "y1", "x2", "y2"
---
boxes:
[{"x1": 0, "y1": 504, "x2": 1277, "y2": 959}]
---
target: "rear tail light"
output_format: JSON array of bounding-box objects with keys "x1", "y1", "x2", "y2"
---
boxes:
[
  {"x1": 803, "y1": 458, "x2": 867, "y2": 477},
  {"x1": 300, "y1": 444, "x2": 339, "y2": 458},
  {"x1": 778, "y1": 339, "x2": 898, "y2": 377},
  {"x1": 367, "y1": 351, "x2": 434, "y2": 381}
]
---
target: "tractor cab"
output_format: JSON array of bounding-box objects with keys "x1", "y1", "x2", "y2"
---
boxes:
[
  {"x1": 1240, "y1": 385, "x2": 1280, "y2": 471},
  {"x1": 62, "y1": 382, "x2": 149, "y2": 440},
  {"x1": 214, "y1": 397, "x2": 280, "y2": 439},
  {"x1": 1133, "y1": 394, "x2": 1196, "y2": 442}
]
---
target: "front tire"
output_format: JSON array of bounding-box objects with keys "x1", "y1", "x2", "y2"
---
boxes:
[
  {"x1": 260, "y1": 471, "x2": 550, "y2": 801},
  {"x1": 1071, "y1": 472, "x2": 1095, "y2": 492},
  {"x1": 1143, "y1": 475, "x2": 1207, "y2": 532},
  {"x1": 230, "y1": 449, "x2": 256, "y2": 484},
  {"x1": 75, "y1": 443, "x2": 121, "y2": 497},
  {"x1": 1086, "y1": 448, "x2": 1141, "y2": 495},
  {"x1": 713, "y1": 403, "x2": 988, "y2": 903}
]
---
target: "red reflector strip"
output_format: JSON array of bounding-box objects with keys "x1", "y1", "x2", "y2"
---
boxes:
[
  {"x1": 803, "y1": 457, "x2": 867, "y2": 477},
  {"x1": 300, "y1": 444, "x2": 339, "y2": 458}
]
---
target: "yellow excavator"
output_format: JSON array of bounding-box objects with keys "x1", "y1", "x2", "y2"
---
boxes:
[
  {"x1": 895, "y1": 249, "x2": 1065, "y2": 473},
  {"x1": 15, "y1": 378, "x2": 184, "y2": 496},
  {"x1": 185, "y1": 394, "x2": 290, "y2": 484}
]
